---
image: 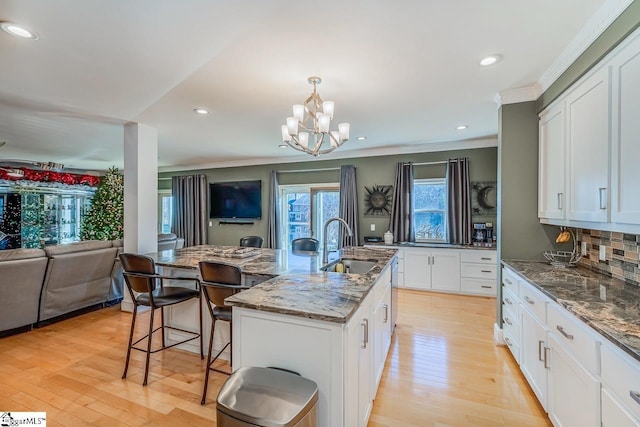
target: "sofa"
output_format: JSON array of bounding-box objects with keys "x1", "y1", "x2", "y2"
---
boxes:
[
  {"x1": 158, "y1": 233, "x2": 185, "y2": 251},
  {"x1": 0, "y1": 248, "x2": 48, "y2": 334}
]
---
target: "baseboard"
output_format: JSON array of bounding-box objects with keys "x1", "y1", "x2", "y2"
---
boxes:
[
  {"x1": 120, "y1": 300, "x2": 135, "y2": 313},
  {"x1": 494, "y1": 322, "x2": 505, "y2": 346}
]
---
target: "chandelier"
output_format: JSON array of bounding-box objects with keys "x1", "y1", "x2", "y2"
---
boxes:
[{"x1": 281, "y1": 76, "x2": 350, "y2": 156}]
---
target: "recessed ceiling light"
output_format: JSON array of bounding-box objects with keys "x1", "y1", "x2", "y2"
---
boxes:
[
  {"x1": 456, "y1": 125, "x2": 468, "y2": 130},
  {"x1": 193, "y1": 108, "x2": 209, "y2": 115},
  {"x1": 0, "y1": 22, "x2": 39, "y2": 40},
  {"x1": 278, "y1": 144, "x2": 288, "y2": 149},
  {"x1": 356, "y1": 136, "x2": 367, "y2": 141},
  {"x1": 480, "y1": 54, "x2": 502, "y2": 66}
]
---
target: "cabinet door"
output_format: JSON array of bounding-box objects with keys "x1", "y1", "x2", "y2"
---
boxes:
[
  {"x1": 345, "y1": 300, "x2": 372, "y2": 427},
  {"x1": 611, "y1": 35, "x2": 640, "y2": 225},
  {"x1": 566, "y1": 66, "x2": 610, "y2": 222},
  {"x1": 404, "y1": 250, "x2": 430, "y2": 290},
  {"x1": 430, "y1": 249, "x2": 460, "y2": 292},
  {"x1": 539, "y1": 103, "x2": 566, "y2": 219},
  {"x1": 372, "y1": 286, "x2": 391, "y2": 397},
  {"x1": 547, "y1": 334, "x2": 600, "y2": 427},
  {"x1": 520, "y1": 308, "x2": 548, "y2": 410}
]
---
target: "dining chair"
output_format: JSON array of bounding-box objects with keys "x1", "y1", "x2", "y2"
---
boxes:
[
  {"x1": 119, "y1": 253, "x2": 203, "y2": 386},
  {"x1": 239, "y1": 235, "x2": 263, "y2": 248},
  {"x1": 198, "y1": 260, "x2": 251, "y2": 405},
  {"x1": 291, "y1": 238, "x2": 320, "y2": 252}
]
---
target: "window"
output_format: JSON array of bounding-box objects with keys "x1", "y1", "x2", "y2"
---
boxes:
[
  {"x1": 414, "y1": 178, "x2": 447, "y2": 242},
  {"x1": 158, "y1": 190, "x2": 173, "y2": 233},
  {"x1": 279, "y1": 184, "x2": 339, "y2": 250}
]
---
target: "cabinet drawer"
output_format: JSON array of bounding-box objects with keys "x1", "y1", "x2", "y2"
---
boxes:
[
  {"x1": 461, "y1": 263, "x2": 496, "y2": 279},
  {"x1": 602, "y1": 343, "x2": 640, "y2": 421},
  {"x1": 461, "y1": 277, "x2": 496, "y2": 295},
  {"x1": 602, "y1": 388, "x2": 640, "y2": 427},
  {"x1": 502, "y1": 305, "x2": 520, "y2": 346},
  {"x1": 460, "y1": 250, "x2": 497, "y2": 264},
  {"x1": 502, "y1": 267, "x2": 519, "y2": 296},
  {"x1": 519, "y1": 281, "x2": 548, "y2": 324},
  {"x1": 548, "y1": 302, "x2": 600, "y2": 375},
  {"x1": 502, "y1": 286, "x2": 519, "y2": 312},
  {"x1": 503, "y1": 328, "x2": 520, "y2": 365}
]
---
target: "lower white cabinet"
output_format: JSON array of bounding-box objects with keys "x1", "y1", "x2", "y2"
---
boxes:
[
  {"x1": 601, "y1": 341, "x2": 640, "y2": 426},
  {"x1": 547, "y1": 333, "x2": 600, "y2": 427},
  {"x1": 602, "y1": 389, "x2": 640, "y2": 427},
  {"x1": 520, "y1": 306, "x2": 549, "y2": 410},
  {"x1": 372, "y1": 280, "x2": 392, "y2": 396},
  {"x1": 346, "y1": 293, "x2": 372, "y2": 427}
]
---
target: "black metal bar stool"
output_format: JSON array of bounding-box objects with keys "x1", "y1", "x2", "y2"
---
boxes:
[
  {"x1": 120, "y1": 253, "x2": 203, "y2": 386},
  {"x1": 198, "y1": 260, "x2": 250, "y2": 405}
]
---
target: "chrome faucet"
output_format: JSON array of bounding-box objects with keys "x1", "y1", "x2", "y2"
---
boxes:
[{"x1": 322, "y1": 217, "x2": 353, "y2": 264}]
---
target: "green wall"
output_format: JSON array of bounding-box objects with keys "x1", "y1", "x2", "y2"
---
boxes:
[
  {"x1": 159, "y1": 147, "x2": 497, "y2": 246},
  {"x1": 538, "y1": 1, "x2": 640, "y2": 111}
]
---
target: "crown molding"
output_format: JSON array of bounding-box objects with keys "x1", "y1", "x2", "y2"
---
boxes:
[
  {"x1": 158, "y1": 137, "x2": 498, "y2": 172},
  {"x1": 494, "y1": 84, "x2": 543, "y2": 107},
  {"x1": 537, "y1": 0, "x2": 634, "y2": 92}
]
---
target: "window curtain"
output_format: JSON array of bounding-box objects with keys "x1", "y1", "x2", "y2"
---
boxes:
[
  {"x1": 339, "y1": 165, "x2": 359, "y2": 247},
  {"x1": 266, "y1": 170, "x2": 280, "y2": 249},
  {"x1": 389, "y1": 162, "x2": 414, "y2": 243},
  {"x1": 171, "y1": 174, "x2": 208, "y2": 247},
  {"x1": 446, "y1": 158, "x2": 472, "y2": 245}
]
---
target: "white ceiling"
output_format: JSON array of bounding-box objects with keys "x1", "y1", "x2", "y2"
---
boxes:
[{"x1": 0, "y1": 0, "x2": 619, "y2": 172}]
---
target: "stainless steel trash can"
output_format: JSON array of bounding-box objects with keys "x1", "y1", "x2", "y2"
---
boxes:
[{"x1": 216, "y1": 366, "x2": 318, "y2": 427}]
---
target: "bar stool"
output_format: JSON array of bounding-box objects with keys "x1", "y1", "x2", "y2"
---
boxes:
[
  {"x1": 239, "y1": 236, "x2": 263, "y2": 248},
  {"x1": 198, "y1": 261, "x2": 250, "y2": 405},
  {"x1": 119, "y1": 253, "x2": 203, "y2": 386},
  {"x1": 291, "y1": 238, "x2": 319, "y2": 252}
]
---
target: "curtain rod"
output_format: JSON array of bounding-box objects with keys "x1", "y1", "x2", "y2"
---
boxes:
[
  {"x1": 277, "y1": 167, "x2": 341, "y2": 174},
  {"x1": 403, "y1": 159, "x2": 463, "y2": 166}
]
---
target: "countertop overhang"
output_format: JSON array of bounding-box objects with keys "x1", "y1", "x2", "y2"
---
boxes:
[{"x1": 503, "y1": 259, "x2": 640, "y2": 362}]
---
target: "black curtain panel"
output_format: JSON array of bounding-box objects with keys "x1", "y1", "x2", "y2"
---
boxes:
[
  {"x1": 389, "y1": 162, "x2": 414, "y2": 243},
  {"x1": 266, "y1": 170, "x2": 280, "y2": 249},
  {"x1": 171, "y1": 175, "x2": 208, "y2": 247},
  {"x1": 447, "y1": 158, "x2": 472, "y2": 245},
  {"x1": 339, "y1": 165, "x2": 360, "y2": 247}
]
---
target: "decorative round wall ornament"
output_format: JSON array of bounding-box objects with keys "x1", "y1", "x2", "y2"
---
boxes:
[{"x1": 364, "y1": 185, "x2": 392, "y2": 215}]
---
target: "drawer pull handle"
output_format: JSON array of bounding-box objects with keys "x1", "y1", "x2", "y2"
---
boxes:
[
  {"x1": 556, "y1": 325, "x2": 574, "y2": 340},
  {"x1": 481, "y1": 270, "x2": 492, "y2": 273},
  {"x1": 505, "y1": 337, "x2": 513, "y2": 347},
  {"x1": 481, "y1": 285, "x2": 492, "y2": 289},
  {"x1": 481, "y1": 257, "x2": 492, "y2": 260},
  {"x1": 504, "y1": 278, "x2": 512, "y2": 285},
  {"x1": 504, "y1": 297, "x2": 512, "y2": 305},
  {"x1": 504, "y1": 317, "x2": 512, "y2": 326},
  {"x1": 630, "y1": 391, "x2": 640, "y2": 406},
  {"x1": 538, "y1": 340, "x2": 545, "y2": 362},
  {"x1": 524, "y1": 296, "x2": 535, "y2": 305}
]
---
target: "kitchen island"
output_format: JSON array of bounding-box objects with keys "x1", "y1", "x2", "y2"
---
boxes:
[{"x1": 153, "y1": 245, "x2": 398, "y2": 427}]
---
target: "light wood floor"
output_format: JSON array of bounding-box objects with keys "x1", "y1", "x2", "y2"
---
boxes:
[{"x1": 0, "y1": 290, "x2": 551, "y2": 426}]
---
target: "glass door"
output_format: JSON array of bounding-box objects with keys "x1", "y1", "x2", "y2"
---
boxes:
[{"x1": 279, "y1": 184, "x2": 339, "y2": 251}]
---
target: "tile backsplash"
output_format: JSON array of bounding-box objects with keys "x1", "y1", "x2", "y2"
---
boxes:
[{"x1": 578, "y1": 229, "x2": 640, "y2": 286}]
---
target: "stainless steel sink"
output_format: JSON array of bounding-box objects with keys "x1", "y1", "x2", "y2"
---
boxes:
[{"x1": 320, "y1": 258, "x2": 377, "y2": 274}]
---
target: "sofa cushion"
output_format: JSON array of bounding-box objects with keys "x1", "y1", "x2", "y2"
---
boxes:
[
  {"x1": 0, "y1": 248, "x2": 46, "y2": 261},
  {"x1": 158, "y1": 233, "x2": 177, "y2": 242},
  {"x1": 111, "y1": 239, "x2": 124, "y2": 248},
  {"x1": 44, "y1": 240, "x2": 112, "y2": 256}
]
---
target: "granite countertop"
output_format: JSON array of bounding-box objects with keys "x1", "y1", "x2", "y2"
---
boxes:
[
  {"x1": 503, "y1": 259, "x2": 640, "y2": 362},
  {"x1": 153, "y1": 245, "x2": 398, "y2": 324},
  {"x1": 365, "y1": 242, "x2": 496, "y2": 250}
]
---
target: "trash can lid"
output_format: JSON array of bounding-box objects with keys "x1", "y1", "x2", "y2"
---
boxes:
[{"x1": 217, "y1": 366, "x2": 319, "y2": 427}]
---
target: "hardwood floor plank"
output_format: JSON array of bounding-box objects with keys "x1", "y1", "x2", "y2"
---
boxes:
[{"x1": 0, "y1": 290, "x2": 550, "y2": 426}]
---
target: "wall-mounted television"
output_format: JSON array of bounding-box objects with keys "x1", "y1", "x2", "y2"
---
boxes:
[{"x1": 209, "y1": 180, "x2": 262, "y2": 219}]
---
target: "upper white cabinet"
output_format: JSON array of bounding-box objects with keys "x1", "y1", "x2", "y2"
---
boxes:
[
  {"x1": 565, "y1": 66, "x2": 610, "y2": 223},
  {"x1": 538, "y1": 27, "x2": 640, "y2": 232},
  {"x1": 538, "y1": 102, "x2": 566, "y2": 219},
  {"x1": 610, "y1": 34, "x2": 640, "y2": 225}
]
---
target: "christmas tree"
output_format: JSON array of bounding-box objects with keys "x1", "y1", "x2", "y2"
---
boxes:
[{"x1": 80, "y1": 167, "x2": 124, "y2": 240}]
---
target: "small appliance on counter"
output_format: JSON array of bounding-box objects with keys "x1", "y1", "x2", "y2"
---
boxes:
[
  {"x1": 472, "y1": 222, "x2": 494, "y2": 245},
  {"x1": 364, "y1": 236, "x2": 383, "y2": 243}
]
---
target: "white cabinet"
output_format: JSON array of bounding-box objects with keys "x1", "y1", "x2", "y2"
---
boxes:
[
  {"x1": 539, "y1": 102, "x2": 566, "y2": 220},
  {"x1": 610, "y1": 33, "x2": 640, "y2": 225},
  {"x1": 346, "y1": 294, "x2": 372, "y2": 427},
  {"x1": 520, "y1": 305, "x2": 549, "y2": 410},
  {"x1": 460, "y1": 250, "x2": 497, "y2": 296},
  {"x1": 565, "y1": 66, "x2": 610, "y2": 223},
  {"x1": 601, "y1": 341, "x2": 640, "y2": 426},
  {"x1": 403, "y1": 247, "x2": 460, "y2": 292},
  {"x1": 547, "y1": 333, "x2": 600, "y2": 427},
  {"x1": 372, "y1": 280, "x2": 391, "y2": 397}
]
